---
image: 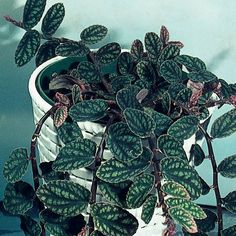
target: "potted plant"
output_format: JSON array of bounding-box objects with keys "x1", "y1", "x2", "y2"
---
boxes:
[{"x1": 2, "y1": 0, "x2": 236, "y2": 235}]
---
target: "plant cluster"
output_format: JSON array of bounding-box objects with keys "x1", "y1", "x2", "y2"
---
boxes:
[{"x1": 2, "y1": 0, "x2": 236, "y2": 236}]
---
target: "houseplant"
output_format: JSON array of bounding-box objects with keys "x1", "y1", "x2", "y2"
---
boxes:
[{"x1": 2, "y1": 0, "x2": 236, "y2": 235}]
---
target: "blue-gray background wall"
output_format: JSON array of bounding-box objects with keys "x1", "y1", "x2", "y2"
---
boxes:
[{"x1": 0, "y1": 0, "x2": 236, "y2": 235}]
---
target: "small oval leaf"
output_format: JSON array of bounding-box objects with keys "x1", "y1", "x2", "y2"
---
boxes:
[
  {"x1": 162, "y1": 181, "x2": 190, "y2": 199},
  {"x1": 130, "y1": 39, "x2": 144, "y2": 61},
  {"x1": 218, "y1": 155, "x2": 236, "y2": 178},
  {"x1": 188, "y1": 70, "x2": 217, "y2": 83},
  {"x1": 141, "y1": 195, "x2": 157, "y2": 224},
  {"x1": 222, "y1": 190, "x2": 236, "y2": 213},
  {"x1": 20, "y1": 215, "x2": 42, "y2": 236},
  {"x1": 160, "y1": 60, "x2": 182, "y2": 83},
  {"x1": 222, "y1": 225, "x2": 236, "y2": 236}
]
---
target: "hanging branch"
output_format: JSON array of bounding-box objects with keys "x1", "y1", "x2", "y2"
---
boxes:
[{"x1": 198, "y1": 125, "x2": 223, "y2": 235}]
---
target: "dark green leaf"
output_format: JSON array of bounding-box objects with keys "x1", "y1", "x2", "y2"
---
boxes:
[
  {"x1": 195, "y1": 209, "x2": 217, "y2": 233},
  {"x1": 15, "y1": 30, "x2": 41, "y2": 66},
  {"x1": 56, "y1": 41, "x2": 90, "y2": 57},
  {"x1": 176, "y1": 88, "x2": 192, "y2": 104},
  {"x1": 91, "y1": 231, "x2": 105, "y2": 236},
  {"x1": 169, "y1": 207, "x2": 197, "y2": 233},
  {"x1": 168, "y1": 83, "x2": 186, "y2": 100},
  {"x1": 134, "y1": 79, "x2": 152, "y2": 90},
  {"x1": 72, "y1": 84, "x2": 81, "y2": 104},
  {"x1": 107, "y1": 122, "x2": 142, "y2": 162},
  {"x1": 53, "y1": 105, "x2": 68, "y2": 127},
  {"x1": 144, "y1": 32, "x2": 162, "y2": 63},
  {"x1": 35, "y1": 40, "x2": 59, "y2": 66},
  {"x1": 166, "y1": 198, "x2": 206, "y2": 219},
  {"x1": 96, "y1": 42, "x2": 121, "y2": 64},
  {"x1": 141, "y1": 195, "x2": 157, "y2": 224},
  {"x1": 188, "y1": 70, "x2": 218, "y2": 82},
  {"x1": 20, "y1": 215, "x2": 42, "y2": 236},
  {"x1": 211, "y1": 109, "x2": 236, "y2": 139},
  {"x1": 23, "y1": 0, "x2": 46, "y2": 29},
  {"x1": 160, "y1": 60, "x2": 182, "y2": 83},
  {"x1": 69, "y1": 99, "x2": 108, "y2": 122},
  {"x1": 98, "y1": 181, "x2": 132, "y2": 208},
  {"x1": 158, "y1": 45, "x2": 180, "y2": 66},
  {"x1": 91, "y1": 203, "x2": 139, "y2": 236},
  {"x1": 162, "y1": 181, "x2": 190, "y2": 199},
  {"x1": 77, "y1": 61, "x2": 101, "y2": 83},
  {"x1": 222, "y1": 225, "x2": 236, "y2": 236},
  {"x1": 200, "y1": 177, "x2": 210, "y2": 195},
  {"x1": 80, "y1": 25, "x2": 108, "y2": 44},
  {"x1": 219, "y1": 79, "x2": 231, "y2": 99},
  {"x1": 45, "y1": 223, "x2": 67, "y2": 236},
  {"x1": 190, "y1": 144, "x2": 205, "y2": 166},
  {"x1": 158, "y1": 134, "x2": 187, "y2": 160},
  {"x1": 222, "y1": 190, "x2": 236, "y2": 213},
  {"x1": 130, "y1": 39, "x2": 144, "y2": 61},
  {"x1": 168, "y1": 115, "x2": 199, "y2": 141},
  {"x1": 127, "y1": 173, "x2": 154, "y2": 208},
  {"x1": 3, "y1": 181, "x2": 34, "y2": 215},
  {"x1": 136, "y1": 60, "x2": 155, "y2": 82},
  {"x1": 53, "y1": 138, "x2": 96, "y2": 171},
  {"x1": 57, "y1": 121, "x2": 83, "y2": 144},
  {"x1": 124, "y1": 108, "x2": 156, "y2": 138},
  {"x1": 41, "y1": 3, "x2": 65, "y2": 36},
  {"x1": 118, "y1": 52, "x2": 134, "y2": 74},
  {"x1": 37, "y1": 180, "x2": 90, "y2": 217},
  {"x1": 97, "y1": 147, "x2": 152, "y2": 183},
  {"x1": 175, "y1": 55, "x2": 206, "y2": 72},
  {"x1": 161, "y1": 157, "x2": 202, "y2": 200},
  {"x1": 111, "y1": 75, "x2": 134, "y2": 92},
  {"x1": 3, "y1": 148, "x2": 29, "y2": 183},
  {"x1": 56, "y1": 138, "x2": 95, "y2": 170},
  {"x1": 116, "y1": 86, "x2": 142, "y2": 111},
  {"x1": 144, "y1": 108, "x2": 173, "y2": 136}
]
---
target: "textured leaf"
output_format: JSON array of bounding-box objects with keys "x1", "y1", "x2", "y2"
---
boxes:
[
  {"x1": 124, "y1": 108, "x2": 156, "y2": 138},
  {"x1": 161, "y1": 157, "x2": 202, "y2": 200},
  {"x1": 175, "y1": 55, "x2": 206, "y2": 72},
  {"x1": 53, "y1": 138, "x2": 96, "y2": 171},
  {"x1": 141, "y1": 195, "x2": 157, "y2": 224},
  {"x1": 176, "y1": 88, "x2": 192, "y2": 104},
  {"x1": 37, "y1": 180, "x2": 90, "y2": 217},
  {"x1": 222, "y1": 225, "x2": 236, "y2": 236},
  {"x1": 144, "y1": 32, "x2": 162, "y2": 63},
  {"x1": 91, "y1": 231, "x2": 105, "y2": 236},
  {"x1": 91, "y1": 203, "x2": 139, "y2": 236},
  {"x1": 69, "y1": 99, "x2": 108, "y2": 122},
  {"x1": 96, "y1": 42, "x2": 121, "y2": 64},
  {"x1": 44, "y1": 224, "x2": 66, "y2": 236},
  {"x1": 107, "y1": 122, "x2": 142, "y2": 162},
  {"x1": 97, "y1": 147, "x2": 152, "y2": 183},
  {"x1": 211, "y1": 109, "x2": 236, "y2": 139},
  {"x1": 118, "y1": 52, "x2": 134, "y2": 74},
  {"x1": 158, "y1": 134, "x2": 187, "y2": 160},
  {"x1": 168, "y1": 83, "x2": 186, "y2": 100},
  {"x1": 57, "y1": 121, "x2": 83, "y2": 144},
  {"x1": 23, "y1": 0, "x2": 46, "y2": 29},
  {"x1": 130, "y1": 39, "x2": 144, "y2": 61},
  {"x1": 41, "y1": 3, "x2": 65, "y2": 36},
  {"x1": 72, "y1": 84, "x2": 81, "y2": 104},
  {"x1": 111, "y1": 75, "x2": 134, "y2": 92},
  {"x1": 169, "y1": 207, "x2": 198, "y2": 233},
  {"x1": 162, "y1": 181, "x2": 190, "y2": 199},
  {"x1": 144, "y1": 108, "x2": 173, "y2": 136},
  {"x1": 77, "y1": 61, "x2": 101, "y2": 83},
  {"x1": 116, "y1": 86, "x2": 142, "y2": 111},
  {"x1": 136, "y1": 60, "x2": 155, "y2": 82},
  {"x1": 200, "y1": 177, "x2": 210, "y2": 195},
  {"x1": 222, "y1": 190, "x2": 236, "y2": 213},
  {"x1": 126, "y1": 173, "x2": 155, "y2": 208},
  {"x1": 35, "y1": 40, "x2": 59, "y2": 66},
  {"x1": 166, "y1": 198, "x2": 206, "y2": 219},
  {"x1": 190, "y1": 144, "x2": 205, "y2": 166},
  {"x1": 188, "y1": 70, "x2": 217, "y2": 82},
  {"x1": 3, "y1": 148, "x2": 29, "y2": 183},
  {"x1": 158, "y1": 44, "x2": 180, "y2": 66},
  {"x1": 56, "y1": 41, "x2": 90, "y2": 57},
  {"x1": 168, "y1": 115, "x2": 199, "y2": 141},
  {"x1": 54, "y1": 105, "x2": 68, "y2": 128},
  {"x1": 98, "y1": 181, "x2": 132, "y2": 207},
  {"x1": 80, "y1": 25, "x2": 108, "y2": 44},
  {"x1": 3, "y1": 181, "x2": 34, "y2": 215},
  {"x1": 20, "y1": 215, "x2": 42, "y2": 236},
  {"x1": 160, "y1": 60, "x2": 182, "y2": 83},
  {"x1": 195, "y1": 209, "x2": 217, "y2": 233},
  {"x1": 15, "y1": 30, "x2": 41, "y2": 66}
]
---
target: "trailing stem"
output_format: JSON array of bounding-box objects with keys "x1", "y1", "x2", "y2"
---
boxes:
[
  {"x1": 198, "y1": 125, "x2": 223, "y2": 236},
  {"x1": 29, "y1": 105, "x2": 58, "y2": 236},
  {"x1": 87, "y1": 114, "x2": 116, "y2": 234}
]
